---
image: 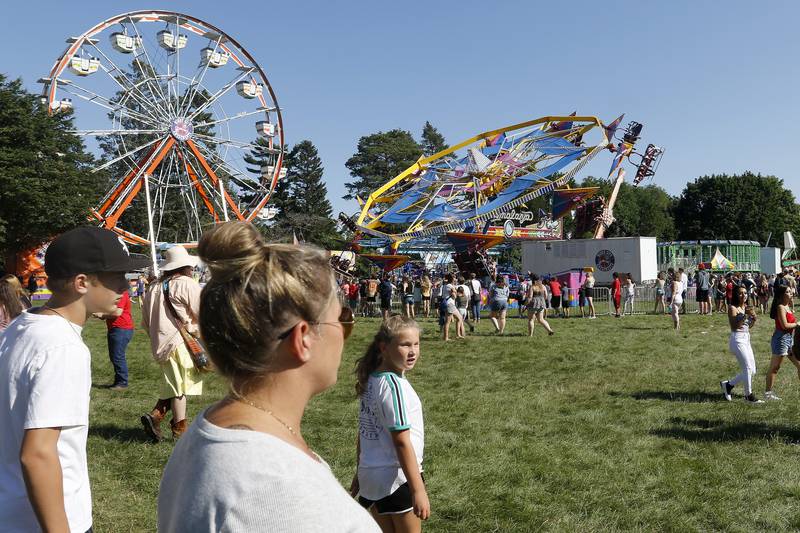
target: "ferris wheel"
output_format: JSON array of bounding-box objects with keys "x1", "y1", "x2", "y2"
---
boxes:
[{"x1": 40, "y1": 10, "x2": 284, "y2": 249}]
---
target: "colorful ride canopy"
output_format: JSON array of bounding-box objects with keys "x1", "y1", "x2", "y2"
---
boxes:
[{"x1": 355, "y1": 115, "x2": 616, "y2": 243}]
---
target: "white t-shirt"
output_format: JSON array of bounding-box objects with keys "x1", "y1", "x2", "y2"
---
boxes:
[
  {"x1": 0, "y1": 310, "x2": 92, "y2": 533},
  {"x1": 469, "y1": 279, "x2": 481, "y2": 298},
  {"x1": 158, "y1": 410, "x2": 379, "y2": 532},
  {"x1": 358, "y1": 372, "x2": 424, "y2": 501},
  {"x1": 680, "y1": 272, "x2": 688, "y2": 292}
]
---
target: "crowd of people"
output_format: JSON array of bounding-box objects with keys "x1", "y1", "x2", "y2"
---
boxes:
[{"x1": 1, "y1": 224, "x2": 800, "y2": 531}]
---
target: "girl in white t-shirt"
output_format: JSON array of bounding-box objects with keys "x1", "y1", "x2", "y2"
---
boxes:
[{"x1": 352, "y1": 316, "x2": 429, "y2": 532}]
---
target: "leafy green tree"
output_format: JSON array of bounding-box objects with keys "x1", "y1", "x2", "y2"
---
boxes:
[
  {"x1": 673, "y1": 172, "x2": 800, "y2": 243},
  {"x1": 344, "y1": 129, "x2": 422, "y2": 201},
  {"x1": 0, "y1": 74, "x2": 105, "y2": 270},
  {"x1": 576, "y1": 177, "x2": 676, "y2": 240},
  {"x1": 420, "y1": 121, "x2": 448, "y2": 157}
]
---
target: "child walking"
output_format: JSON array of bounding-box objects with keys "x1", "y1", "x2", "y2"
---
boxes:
[{"x1": 352, "y1": 316, "x2": 430, "y2": 532}]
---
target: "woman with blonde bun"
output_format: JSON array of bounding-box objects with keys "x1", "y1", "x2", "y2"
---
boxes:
[{"x1": 158, "y1": 222, "x2": 379, "y2": 533}]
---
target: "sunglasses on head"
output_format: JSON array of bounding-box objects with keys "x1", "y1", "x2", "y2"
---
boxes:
[{"x1": 277, "y1": 306, "x2": 355, "y2": 340}]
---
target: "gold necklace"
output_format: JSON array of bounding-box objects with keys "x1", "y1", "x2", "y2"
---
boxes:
[{"x1": 231, "y1": 396, "x2": 319, "y2": 461}]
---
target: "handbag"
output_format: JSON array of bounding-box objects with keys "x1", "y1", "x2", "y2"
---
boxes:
[{"x1": 162, "y1": 279, "x2": 212, "y2": 372}]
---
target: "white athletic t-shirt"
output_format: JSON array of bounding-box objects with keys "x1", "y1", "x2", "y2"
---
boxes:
[
  {"x1": 0, "y1": 310, "x2": 92, "y2": 533},
  {"x1": 358, "y1": 372, "x2": 424, "y2": 501}
]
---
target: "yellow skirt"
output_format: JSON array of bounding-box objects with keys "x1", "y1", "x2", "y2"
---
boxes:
[{"x1": 158, "y1": 344, "x2": 204, "y2": 399}]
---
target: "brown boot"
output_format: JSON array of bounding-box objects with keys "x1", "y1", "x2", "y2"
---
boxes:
[
  {"x1": 140, "y1": 399, "x2": 170, "y2": 443},
  {"x1": 170, "y1": 418, "x2": 188, "y2": 439}
]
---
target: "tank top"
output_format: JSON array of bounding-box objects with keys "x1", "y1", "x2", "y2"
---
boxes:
[{"x1": 775, "y1": 308, "x2": 795, "y2": 332}]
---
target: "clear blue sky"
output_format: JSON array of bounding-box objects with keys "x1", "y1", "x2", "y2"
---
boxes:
[{"x1": 3, "y1": 1, "x2": 798, "y2": 216}]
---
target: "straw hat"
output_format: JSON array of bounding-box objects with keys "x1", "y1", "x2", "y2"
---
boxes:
[{"x1": 159, "y1": 245, "x2": 199, "y2": 271}]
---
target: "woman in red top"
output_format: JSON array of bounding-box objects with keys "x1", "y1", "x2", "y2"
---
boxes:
[
  {"x1": 611, "y1": 272, "x2": 622, "y2": 318},
  {"x1": 764, "y1": 285, "x2": 800, "y2": 400}
]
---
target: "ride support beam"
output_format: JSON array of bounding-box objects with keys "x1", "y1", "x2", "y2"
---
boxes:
[
  {"x1": 175, "y1": 149, "x2": 220, "y2": 223},
  {"x1": 185, "y1": 139, "x2": 244, "y2": 221},
  {"x1": 95, "y1": 141, "x2": 162, "y2": 217},
  {"x1": 103, "y1": 137, "x2": 175, "y2": 229}
]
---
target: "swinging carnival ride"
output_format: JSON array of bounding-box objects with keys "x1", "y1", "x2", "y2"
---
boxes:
[
  {"x1": 344, "y1": 114, "x2": 664, "y2": 273},
  {"x1": 39, "y1": 10, "x2": 284, "y2": 272}
]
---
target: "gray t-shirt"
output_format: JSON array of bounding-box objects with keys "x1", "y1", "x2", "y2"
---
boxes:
[
  {"x1": 698, "y1": 271, "x2": 711, "y2": 290},
  {"x1": 158, "y1": 410, "x2": 380, "y2": 533}
]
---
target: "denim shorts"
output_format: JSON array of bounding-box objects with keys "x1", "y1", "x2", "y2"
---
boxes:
[
  {"x1": 771, "y1": 330, "x2": 793, "y2": 356},
  {"x1": 490, "y1": 300, "x2": 508, "y2": 312}
]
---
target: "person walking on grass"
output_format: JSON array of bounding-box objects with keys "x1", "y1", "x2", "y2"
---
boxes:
[
  {"x1": 420, "y1": 274, "x2": 432, "y2": 318},
  {"x1": 488, "y1": 275, "x2": 510, "y2": 334},
  {"x1": 157, "y1": 222, "x2": 377, "y2": 533},
  {"x1": 764, "y1": 285, "x2": 800, "y2": 401},
  {"x1": 526, "y1": 275, "x2": 554, "y2": 337},
  {"x1": 442, "y1": 287, "x2": 465, "y2": 341},
  {"x1": 94, "y1": 287, "x2": 134, "y2": 391},
  {"x1": 0, "y1": 227, "x2": 147, "y2": 533},
  {"x1": 140, "y1": 246, "x2": 205, "y2": 443},
  {"x1": 583, "y1": 270, "x2": 597, "y2": 319},
  {"x1": 669, "y1": 271, "x2": 683, "y2": 331},
  {"x1": 611, "y1": 272, "x2": 622, "y2": 318},
  {"x1": 469, "y1": 272, "x2": 482, "y2": 322},
  {"x1": 401, "y1": 276, "x2": 415, "y2": 318},
  {"x1": 654, "y1": 272, "x2": 667, "y2": 314},
  {"x1": 548, "y1": 276, "x2": 562, "y2": 318},
  {"x1": 561, "y1": 278, "x2": 571, "y2": 318},
  {"x1": 679, "y1": 267, "x2": 689, "y2": 314},
  {"x1": 352, "y1": 316, "x2": 429, "y2": 532},
  {"x1": 696, "y1": 264, "x2": 711, "y2": 315},
  {"x1": 758, "y1": 274, "x2": 770, "y2": 315},
  {"x1": 456, "y1": 283, "x2": 475, "y2": 333},
  {"x1": 379, "y1": 275, "x2": 394, "y2": 321},
  {"x1": 714, "y1": 275, "x2": 727, "y2": 313},
  {"x1": 720, "y1": 285, "x2": 763, "y2": 404},
  {"x1": 622, "y1": 273, "x2": 635, "y2": 316}
]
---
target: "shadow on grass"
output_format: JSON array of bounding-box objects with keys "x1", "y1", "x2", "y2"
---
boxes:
[
  {"x1": 90, "y1": 424, "x2": 153, "y2": 444},
  {"x1": 611, "y1": 390, "x2": 723, "y2": 403},
  {"x1": 652, "y1": 417, "x2": 800, "y2": 443}
]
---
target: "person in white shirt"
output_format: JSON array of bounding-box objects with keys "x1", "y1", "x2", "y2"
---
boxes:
[
  {"x1": 679, "y1": 267, "x2": 689, "y2": 315},
  {"x1": 468, "y1": 273, "x2": 482, "y2": 322},
  {"x1": 0, "y1": 227, "x2": 147, "y2": 533},
  {"x1": 353, "y1": 316, "x2": 429, "y2": 532},
  {"x1": 157, "y1": 221, "x2": 378, "y2": 533}
]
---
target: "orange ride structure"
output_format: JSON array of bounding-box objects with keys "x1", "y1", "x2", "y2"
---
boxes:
[{"x1": 40, "y1": 10, "x2": 284, "y2": 270}]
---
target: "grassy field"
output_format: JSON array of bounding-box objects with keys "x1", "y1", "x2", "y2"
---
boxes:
[{"x1": 81, "y1": 306, "x2": 800, "y2": 532}]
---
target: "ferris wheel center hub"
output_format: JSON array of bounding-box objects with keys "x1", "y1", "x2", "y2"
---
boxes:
[{"x1": 170, "y1": 118, "x2": 194, "y2": 141}]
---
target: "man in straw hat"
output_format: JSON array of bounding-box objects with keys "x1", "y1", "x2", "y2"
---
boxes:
[{"x1": 140, "y1": 245, "x2": 205, "y2": 442}]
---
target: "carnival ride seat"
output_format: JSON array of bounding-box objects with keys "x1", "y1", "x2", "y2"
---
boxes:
[
  {"x1": 110, "y1": 32, "x2": 142, "y2": 53},
  {"x1": 261, "y1": 165, "x2": 287, "y2": 180},
  {"x1": 256, "y1": 121, "x2": 276, "y2": 137},
  {"x1": 236, "y1": 81, "x2": 263, "y2": 99},
  {"x1": 201, "y1": 47, "x2": 230, "y2": 67},
  {"x1": 157, "y1": 30, "x2": 188, "y2": 51},
  {"x1": 69, "y1": 56, "x2": 100, "y2": 76}
]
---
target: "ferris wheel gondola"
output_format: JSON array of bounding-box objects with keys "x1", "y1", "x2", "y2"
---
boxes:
[{"x1": 40, "y1": 10, "x2": 285, "y2": 259}]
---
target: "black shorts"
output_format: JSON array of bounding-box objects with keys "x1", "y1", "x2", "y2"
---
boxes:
[
  {"x1": 422, "y1": 295, "x2": 431, "y2": 301},
  {"x1": 696, "y1": 289, "x2": 708, "y2": 302},
  {"x1": 551, "y1": 295, "x2": 561, "y2": 308},
  {"x1": 380, "y1": 297, "x2": 391, "y2": 310},
  {"x1": 358, "y1": 477, "x2": 424, "y2": 515}
]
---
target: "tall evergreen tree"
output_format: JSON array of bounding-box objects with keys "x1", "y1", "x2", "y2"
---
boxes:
[
  {"x1": 343, "y1": 129, "x2": 422, "y2": 201},
  {"x1": 0, "y1": 74, "x2": 106, "y2": 269},
  {"x1": 420, "y1": 121, "x2": 448, "y2": 156}
]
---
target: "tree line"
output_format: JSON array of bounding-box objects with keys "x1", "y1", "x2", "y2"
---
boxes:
[{"x1": 1, "y1": 73, "x2": 798, "y2": 272}]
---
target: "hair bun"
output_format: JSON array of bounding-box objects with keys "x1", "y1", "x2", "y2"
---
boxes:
[{"x1": 198, "y1": 222, "x2": 265, "y2": 282}]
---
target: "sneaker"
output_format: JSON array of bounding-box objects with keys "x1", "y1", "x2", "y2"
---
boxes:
[
  {"x1": 719, "y1": 380, "x2": 732, "y2": 401},
  {"x1": 744, "y1": 394, "x2": 764, "y2": 405},
  {"x1": 109, "y1": 384, "x2": 128, "y2": 392},
  {"x1": 764, "y1": 391, "x2": 782, "y2": 401}
]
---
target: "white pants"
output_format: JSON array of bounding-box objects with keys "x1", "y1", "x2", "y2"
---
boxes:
[{"x1": 728, "y1": 331, "x2": 756, "y2": 396}]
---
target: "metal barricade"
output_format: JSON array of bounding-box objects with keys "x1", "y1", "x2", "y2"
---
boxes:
[{"x1": 616, "y1": 285, "x2": 701, "y2": 315}]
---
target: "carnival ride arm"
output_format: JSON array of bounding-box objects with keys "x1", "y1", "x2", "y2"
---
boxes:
[
  {"x1": 390, "y1": 429, "x2": 430, "y2": 520},
  {"x1": 20, "y1": 428, "x2": 70, "y2": 533}
]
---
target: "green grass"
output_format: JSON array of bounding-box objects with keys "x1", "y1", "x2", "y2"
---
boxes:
[{"x1": 82, "y1": 307, "x2": 800, "y2": 532}]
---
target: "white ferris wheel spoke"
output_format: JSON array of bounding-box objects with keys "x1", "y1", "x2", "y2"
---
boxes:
[
  {"x1": 185, "y1": 67, "x2": 255, "y2": 122},
  {"x1": 192, "y1": 133, "x2": 279, "y2": 154},
  {"x1": 192, "y1": 107, "x2": 273, "y2": 129},
  {"x1": 70, "y1": 128, "x2": 163, "y2": 136},
  {"x1": 58, "y1": 80, "x2": 162, "y2": 128},
  {"x1": 92, "y1": 135, "x2": 164, "y2": 173},
  {"x1": 85, "y1": 40, "x2": 171, "y2": 122},
  {"x1": 178, "y1": 35, "x2": 222, "y2": 117},
  {"x1": 127, "y1": 16, "x2": 176, "y2": 118}
]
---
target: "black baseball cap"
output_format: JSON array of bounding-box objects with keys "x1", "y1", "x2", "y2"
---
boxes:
[{"x1": 44, "y1": 227, "x2": 151, "y2": 278}]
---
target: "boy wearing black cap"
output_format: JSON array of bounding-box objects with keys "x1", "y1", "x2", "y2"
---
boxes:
[{"x1": 0, "y1": 227, "x2": 149, "y2": 533}]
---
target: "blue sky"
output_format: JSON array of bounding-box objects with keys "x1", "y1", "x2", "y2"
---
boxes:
[{"x1": 2, "y1": 1, "x2": 798, "y2": 216}]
